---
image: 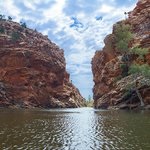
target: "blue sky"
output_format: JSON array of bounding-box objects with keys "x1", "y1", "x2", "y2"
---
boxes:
[{"x1": 0, "y1": 0, "x2": 138, "y2": 99}]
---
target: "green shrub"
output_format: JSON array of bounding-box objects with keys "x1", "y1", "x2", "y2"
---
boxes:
[
  {"x1": 129, "y1": 64, "x2": 150, "y2": 78},
  {"x1": 0, "y1": 26, "x2": 5, "y2": 34},
  {"x1": 115, "y1": 23, "x2": 133, "y2": 53},
  {"x1": 20, "y1": 22, "x2": 27, "y2": 28},
  {"x1": 8, "y1": 16, "x2": 12, "y2": 21},
  {"x1": 130, "y1": 47, "x2": 149, "y2": 60},
  {"x1": 11, "y1": 31, "x2": 20, "y2": 42},
  {"x1": 0, "y1": 14, "x2": 5, "y2": 20},
  {"x1": 124, "y1": 81, "x2": 137, "y2": 99},
  {"x1": 115, "y1": 23, "x2": 150, "y2": 79}
]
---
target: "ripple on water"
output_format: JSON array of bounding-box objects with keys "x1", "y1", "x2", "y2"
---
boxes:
[{"x1": 0, "y1": 108, "x2": 150, "y2": 150}]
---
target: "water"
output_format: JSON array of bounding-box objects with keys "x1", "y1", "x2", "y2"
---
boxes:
[{"x1": 0, "y1": 108, "x2": 150, "y2": 150}]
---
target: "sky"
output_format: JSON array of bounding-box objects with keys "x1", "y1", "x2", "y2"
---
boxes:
[{"x1": 0, "y1": 0, "x2": 138, "y2": 99}]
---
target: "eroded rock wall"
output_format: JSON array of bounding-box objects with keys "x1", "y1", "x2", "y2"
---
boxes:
[
  {"x1": 92, "y1": 0, "x2": 150, "y2": 109},
  {"x1": 0, "y1": 20, "x2": 85, "y2": 108}
]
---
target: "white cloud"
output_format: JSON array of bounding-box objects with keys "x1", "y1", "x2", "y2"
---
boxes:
[
  {"x1": 0, "y1": 0, "x2": 138, "y2": 98},
  {"x1": 42, "y1": 28, "x2": 51, "y2": 35},
  {"x1": 100, "y1": 4, "x2": 114, "y2": 13},
  {"x1": 42, "y1": 0, "x2": 67, "y2": 23},
  {"x1": 32, "y1": 0, "x2": 50, "y2": 5},
  {"x1": 23, "y1": 0, "x2": 36, "y2": 10},
  {"x1": 0, "y1": 0, "x2": 21, "y2": 21}
]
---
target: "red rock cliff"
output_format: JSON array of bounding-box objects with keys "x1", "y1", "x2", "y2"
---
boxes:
[
  {"x1": 92, "y1": 0, "x2": 150, "y2": 109},
  {"x1": 0, "y1": 20, "x2": 85, "y2": 108}
]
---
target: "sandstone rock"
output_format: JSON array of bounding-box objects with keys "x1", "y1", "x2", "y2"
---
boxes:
[
  {"x1": 128, "y1": 0, "x2": 150, "y2": 48},
  {"x1": 0, "y1": 20, "x2": 85, "y2": 108},
  {"x1": 92, "y1": 0, "x2": 150, "y2": 109}
]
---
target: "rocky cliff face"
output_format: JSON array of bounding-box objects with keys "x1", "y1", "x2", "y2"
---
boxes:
[
  {"x1": 0, "y1": 20, "x2": 85, "y2": 108},
  {"x1": 92, "y1": 0, "x2": 150, "y2": 109},
  {"x1": 128, "y1": 0, "x2": 150, "y2": 48}
]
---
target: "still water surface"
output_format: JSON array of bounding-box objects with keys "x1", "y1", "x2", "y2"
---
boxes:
[{"x1": 0, "y1": 107, "x2": 150, "y2": 150}]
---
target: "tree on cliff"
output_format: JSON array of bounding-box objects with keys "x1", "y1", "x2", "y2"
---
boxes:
[
  {"x1": 128, "y1": 64, "x2": 150, "y2": 106},
  {"x1": 114, "y1": 23, "x2": 133, "y2": 77},
  {"x1": 115, "y1": 23, "x2": 149, "y2": 77},
  {"x1": 129, "y1": 64, "x2": 150, "y2": 79},
  {"x1": 115, "y1": 23, "x2": 133, "y2": 53},
  {"x1": 20, "y1": 22, "x2": 27, "y2": 28},
  {"x1": 8, "y1": 16, "x2": 12, "y2": 21},
  {"x1": 115, "y1": 22, "x2": 150, "y2": 107},
  {"x1": 0, "y1": 14, "x2": 5, "y2": 20}
]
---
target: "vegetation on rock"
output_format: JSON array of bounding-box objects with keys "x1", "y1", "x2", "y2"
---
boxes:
[
  {"x1": 92, "y1": 0, "x2": 150, "y2": 109},
  {"x1": 114, "y1": 22, "x2": 150, "y2": 107},
  {"x1": 0, "y1": 26, "x2": 5, "y2": 34},
  {"x1": 115, "y1": 22, "x2": 149, "y2": 78},
  {"x1": 20, "y1": 22, "x2": 27, "y2": 28},
  {"x1": 115, "y1": 23, "x2": 133, "y2": 53},
  {"x1": 0, "y1": 18, "x2": 85, "y2": 108},
  {"x1": 8, "y1": 16, "x2": 12, "y2": 21},
  {"x1": 130, "y1": 47, "x2": 149, "y2": 60},
  {"x1": 129, "y1": 64, "x2": 150, "y2": 78},
  {"x1": 0, "y1": 14, "x2": 12, "y2": 21},
  {"x1": 0, "y1": 14, "x2": 5, "y2": 20},
  {"x1": 11, "y1": 31, "x2": 20, "y2": 42}
]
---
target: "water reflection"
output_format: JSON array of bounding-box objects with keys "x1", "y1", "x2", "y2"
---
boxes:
[{"x1": 0, "y1": 108, "x2": 150, "y2": 150}]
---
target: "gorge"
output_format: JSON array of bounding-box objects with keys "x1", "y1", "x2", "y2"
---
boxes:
[
  {"x1": 0, "y1": 0, "x2": 150, "y2": 149},
  {"x1": 0, "y1": 0, "x2": 150, "y2": 110}
]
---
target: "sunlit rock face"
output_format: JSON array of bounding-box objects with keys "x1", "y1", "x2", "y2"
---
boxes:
[
  {"x1": 0, "y1": 20, "x2": 85, "y2": 108},
  {"x1": 128, "y1": 0, "x2": 150, "y2": 49},
  {"x1": 92, "y1": 0, "x2": 150, "y2": 109}
]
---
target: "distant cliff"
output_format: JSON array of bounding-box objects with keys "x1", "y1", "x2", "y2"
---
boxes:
[
  {"x1": 92, "y1": 0, "x2": 150, "y2": 109},
  {"x1": 0, "y1": 20, "x2": 85, "y2": 108}
]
